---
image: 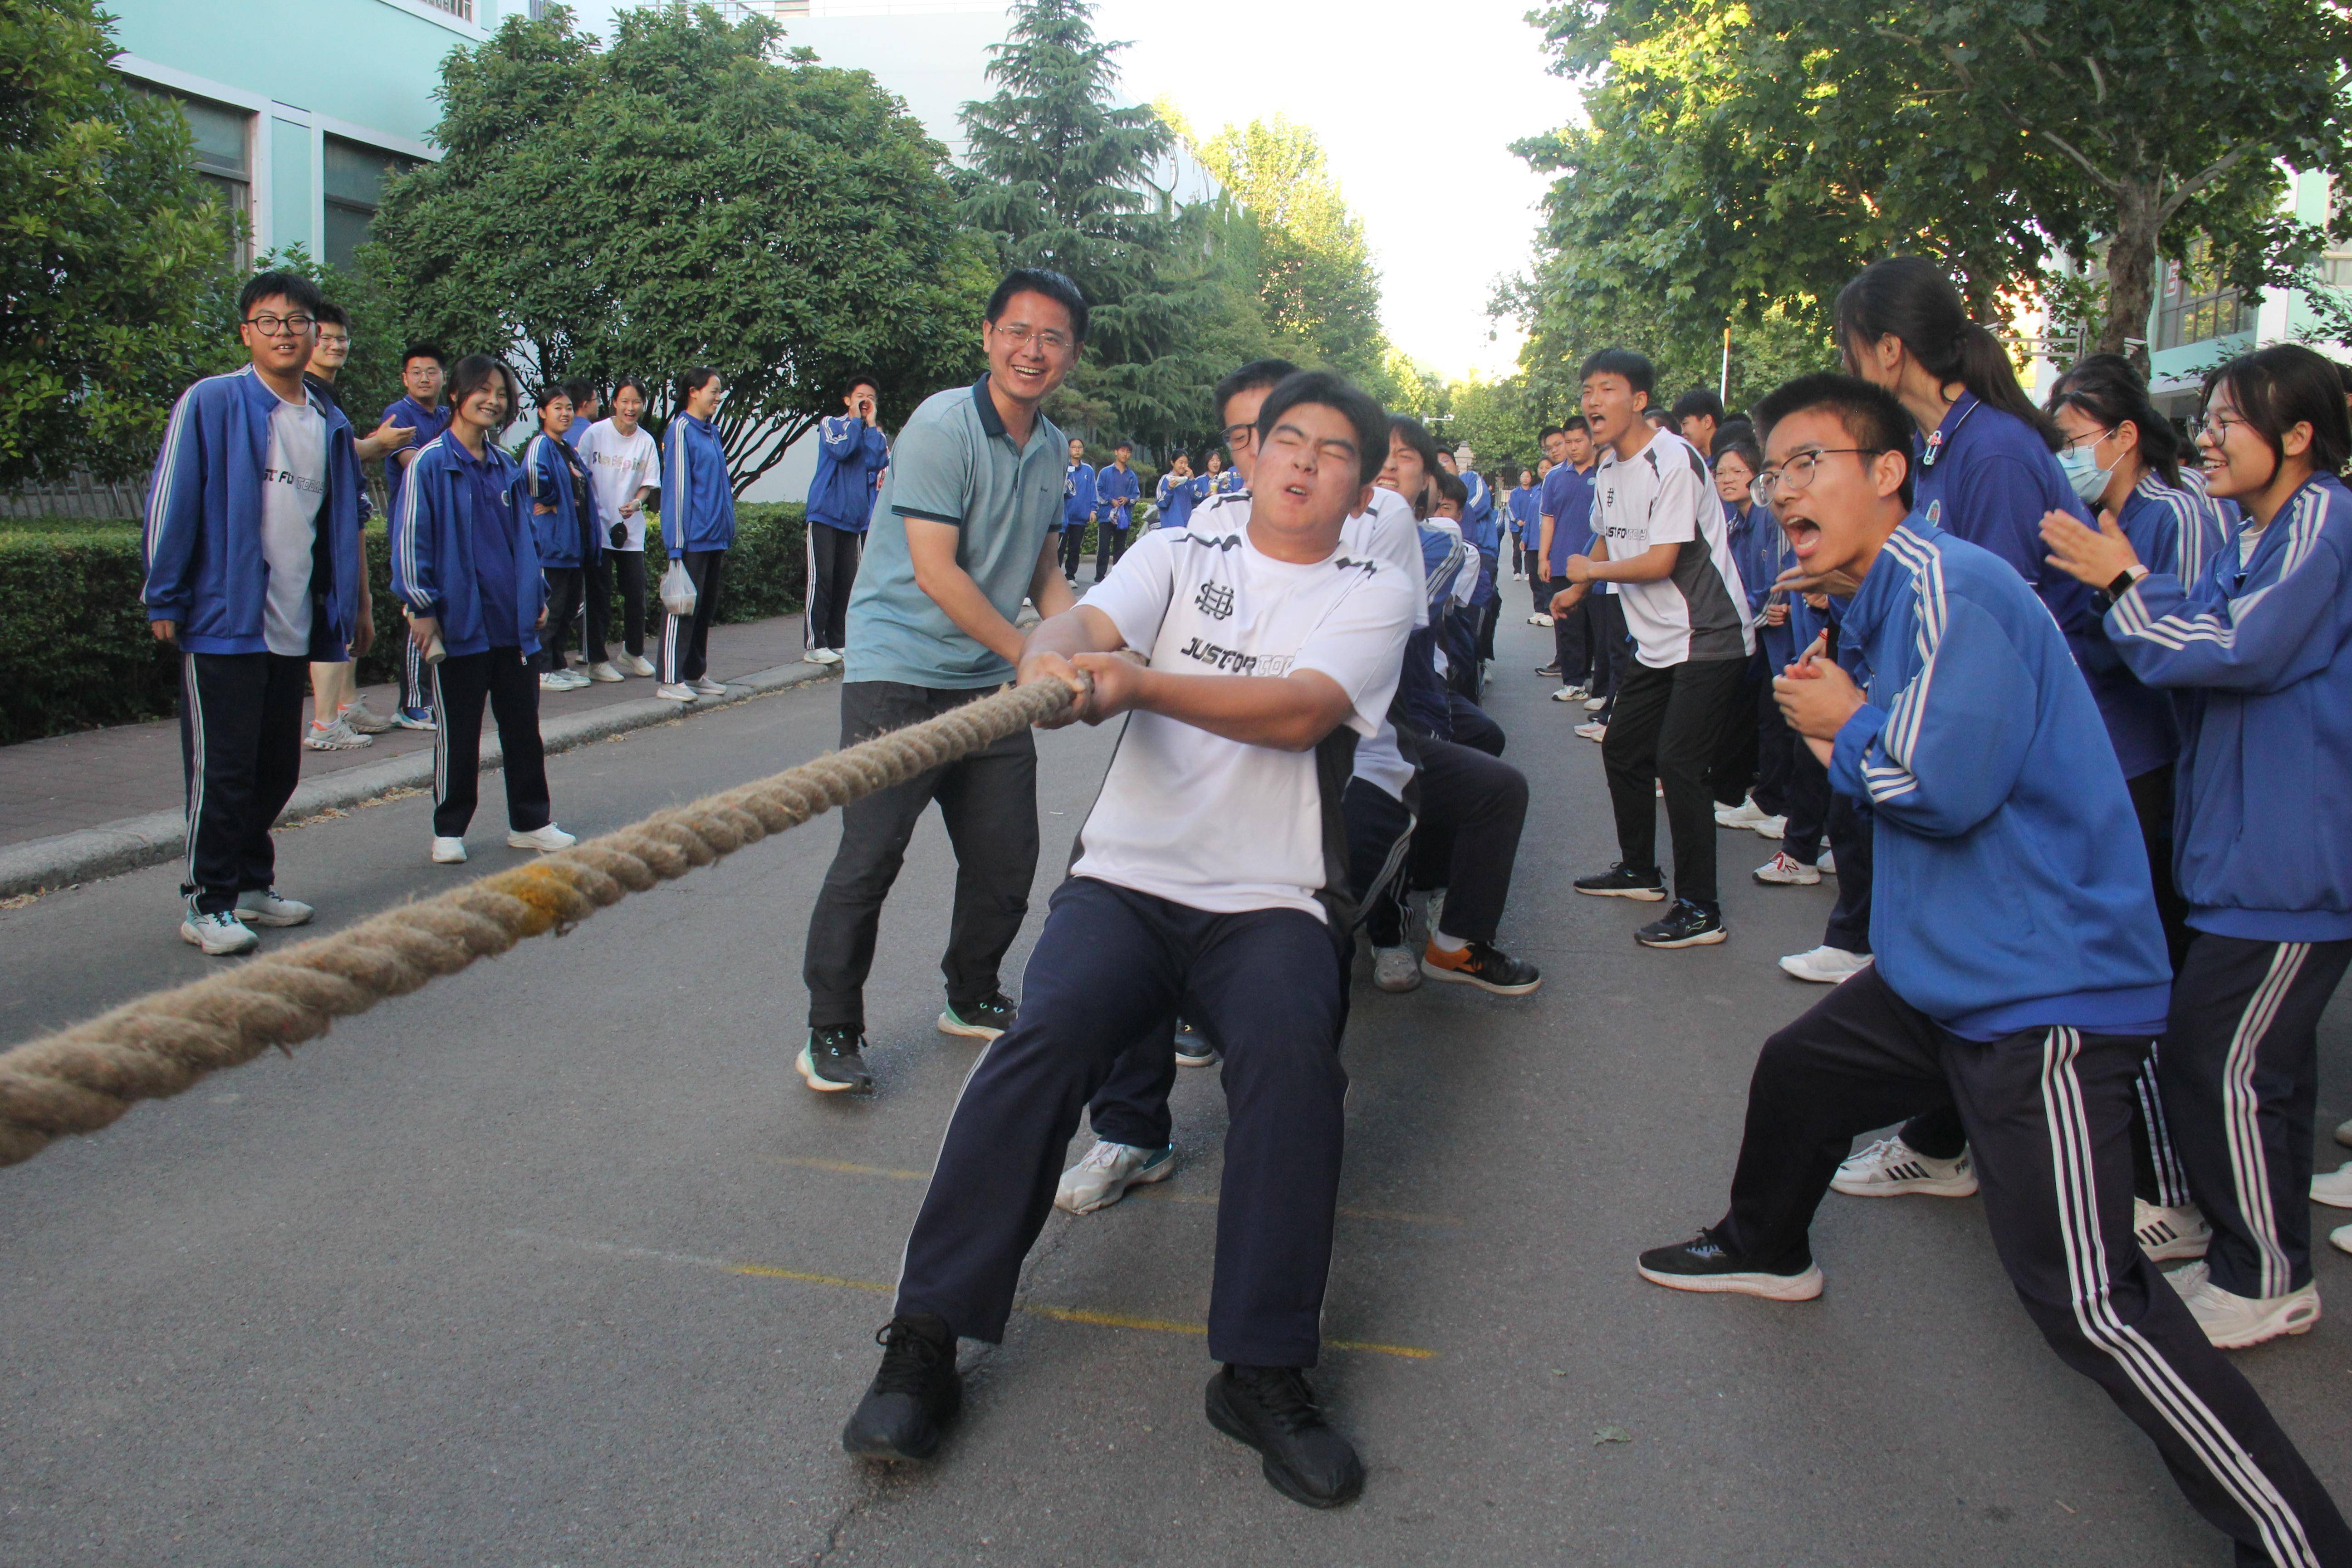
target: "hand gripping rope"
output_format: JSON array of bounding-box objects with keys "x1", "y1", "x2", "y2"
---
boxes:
[{"x1": 0, "y1": 679, "x2": 1080, "y2": 1170}]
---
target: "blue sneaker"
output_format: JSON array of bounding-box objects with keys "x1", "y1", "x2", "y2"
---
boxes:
[{"x1": 394, "y1": 706, "x2": 437, "y2": 731}]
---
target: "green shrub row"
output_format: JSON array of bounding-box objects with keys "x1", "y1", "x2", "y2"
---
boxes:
[{"x1": 0, "y1": 503, "x2": 807, "y2": 744}]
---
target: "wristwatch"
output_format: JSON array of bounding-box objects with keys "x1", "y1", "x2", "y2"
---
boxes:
[{"x1": 2107, "y1": 566, "x2": 2145, "y2": 598}]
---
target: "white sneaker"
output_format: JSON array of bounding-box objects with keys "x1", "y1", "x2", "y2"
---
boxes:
[
  {"x1": 2134, "y1": 1197, "x2": 2213, "y2": 1260},
  {"x1": 179, "y1": 908, "x2": 259, "y2": 955},
  {"x1": 803, "y1": 648, "x2": 832, "y2": 665},
  {"x1": 1574, "y1": 721, "x2": 1607, "y2": 741},
  {"x1": 508, "y1": 823, "x2": 577, "y2": 852},
  {"x1": 1751, "y1": 813, "x2": 1789, "y2": 838},
  {"x1": 1780, "y1": 945, "x2": 1873, "y2": 984},
  {"x1": 1373, "y1": 945, "x2": 1422, "y2": 992},
  {"x1": 1753, "y1": 852, "x2": 1820, "y2": 886},
  {"x1": 691, "y1": 675, "x2": 728, "y2": 696},
  {"x1": 234, "y1": 888, "x2": 314, "y2": 927},
  {"x1": 586, "y1": 661, "x2": 624, "y2": 683},
  {"x1": 814, "y1": 647, "x2": 843, "y2": 665},
  {"x1": 621, "y1": 653, "x2": 657, "y2": 677},
  {"x1": 2338, "y1": 1117, "x2": 2352, "y2": 1149},
  {"x1": 340, "y1": 699, "x2": 394, "y2": 734},
  {"x1": 2176, "y1": 1273, "x2": 2322, "y2": 1349},
  {"x1": 1831, "y1": 1135, "x2": 1979, "y2": 1198},
  {"x1": 2334, "y1": 1223, "x2": 2352, "y2": 1258},
  {"x1": 1818, "y1": 850, "x2": 1837, "y2": 876},
  {"x1": 1715, "y1": 795, "x2": 1770, "y2": 829},
  {"x1": 1550, "y1": 686, "x2": 1585, "y2": 703},
  {"x1": 1055, "y1": 1140, "x2": 1176, "y2": 1215},
  {"x1": 1583, "y1": 695, "x2": 1607, "y2": 711},
  {"x1": 2313, "y1": 1162, "x2": 2352, "y2": 1208},
  {"x1": 431, "y1": 837, "x2": 468, "y2": 864},
  {"x1": 1528, "y1": 612, "x2": 1554, "y2": 627},
  {"x1": 303, "y1": 716, "x2": 371, "y2": 751},
  {"x1": 656, "y1": 682, "x2": 697, "y2": 702},
  {"x1": 556, "y1": 669, "x2": 593, "y2": 691}
]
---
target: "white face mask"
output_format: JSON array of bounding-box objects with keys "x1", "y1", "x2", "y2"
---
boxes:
[{"x1": 2058, "y1": 442, "x2": 2114, "y2": 503}]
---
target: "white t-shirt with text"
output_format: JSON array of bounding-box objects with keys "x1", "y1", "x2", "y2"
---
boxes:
[
  {"x1": 1592, "y1": 428, "x2": 1752, "y2": 666},
  {"x1": 574, "y1": 419, "x2": 663, "y2": 551},
  {"x1": 260, "y1": 391, "x2": 328, "y2": 657},
  {"x1": 1072, "y1": 524, "x2": 1416, "y2": 921}
]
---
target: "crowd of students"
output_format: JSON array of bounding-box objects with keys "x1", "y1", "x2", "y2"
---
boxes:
[{"x1": 135, "y1": 258, "x2": 2352, "y2": 1560}]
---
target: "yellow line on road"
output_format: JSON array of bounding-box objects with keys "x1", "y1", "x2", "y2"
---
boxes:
[{"x1": 727, "y1": 1263, "x2": 893, "y2": 1294}]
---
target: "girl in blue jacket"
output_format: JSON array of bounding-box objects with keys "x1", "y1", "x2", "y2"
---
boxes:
[
  {"x1": 394, "y1": 355, "x2": 573, "y2": 866},
  {"x1": 2045, "y1": 343, "x2": 2352, "y2": 1351},
  {"x1": 525, "y1": 388, "x2": 608, "y2": 691},
  {"x1": 657, "y1": 368, "x2": 736, "y2": 701}
]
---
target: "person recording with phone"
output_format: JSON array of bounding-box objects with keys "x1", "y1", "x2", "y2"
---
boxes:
[{"x1": 804, "y1": 372, "x2": 891, "y2": 666}]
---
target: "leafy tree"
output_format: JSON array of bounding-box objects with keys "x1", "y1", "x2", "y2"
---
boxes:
[
  {"x1": 0, "y1": 0, "x2": 240, "y2": 487},
  {"x1": 957, "y1": 0, "x2": 1229, "y2": 446},
  {"x1": 368, "y1": 4, "x2": 990, "y2": 494}
]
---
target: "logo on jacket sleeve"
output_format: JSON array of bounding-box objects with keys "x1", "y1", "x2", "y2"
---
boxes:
[{"x1": 1194, "y1": 581, "x2": 1235, "y2": 620}]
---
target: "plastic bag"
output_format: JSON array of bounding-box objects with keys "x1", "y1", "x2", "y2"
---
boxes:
[{"x1": 660, "y1": 559, "x2": 698, "y2": 617}]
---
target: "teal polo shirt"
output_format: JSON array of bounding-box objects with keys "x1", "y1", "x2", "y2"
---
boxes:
[{"x1": 843, "y1": 375, "x2": 1067, "y2": 689}]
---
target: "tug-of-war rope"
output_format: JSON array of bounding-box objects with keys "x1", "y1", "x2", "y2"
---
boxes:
[{"x1": 0, "y1": 679, "x2": 1079, "y2": 1170}]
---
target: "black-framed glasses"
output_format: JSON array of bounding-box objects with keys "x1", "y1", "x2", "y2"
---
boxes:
[
  {"x1": 1753, "y1": 446, "x2": 1873, "y2": 500},
  {"x1": 243, "y1": 313, "x2": 315, "y2": 337},
  {"x1": 1220, "y1": 421, "x2": 1256, "y2": 447}
]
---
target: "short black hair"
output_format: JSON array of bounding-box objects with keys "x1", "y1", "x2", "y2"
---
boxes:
[
  {"x1": 539, "y1": 385, "x2": 575, "y2": 410},
  {"x1": 1562, "y1": 414, "x2": 1591, "y2": 434},
  {"x1": 678, "y1": 366, "x2": 723, "y2": 403},
  {"x1": 312, "y1": 300, "x2": 349, "y2": 330},
  {"x1": 2204, "y1": 343, "x2": 2352, "y2": 478},
  {"x1": 238, "y1": 270, "x2": 323, "y2": 322},
  {"x1": 1579, "y1": 348, "x2": 1656, "y2": 401},
  {"x1": 842, "y1": 370, "x2": 881, "y2": 400},
  {"x1": 562, "y1": 379, "x2": 594, "y2": 407},
  {"x1": 400, "y1": 342, "x2": 446, "y2": 372},
  {"x1": 1713, "y1": 436, "x2": 1762, "y2": 475},
  {"x1": 1672, "y1": 387, "x2": 1725, "y2": 424},
  {"x1": 1752, "y1": 371, "x2": 1916, "y2": 511},
  {"x1": 1435, "y1": 471, "x2": 1470, "y2": 507},
  {"x1": 612, "y1": 377, "x2": 650, "y2": 403},
  {"x1": 1255, "y1": 370, "x2": 1389, "y2": 487},
  {"x1": 1537, "y1": 424, "x2": 1567, "y2": 442},
  {"x1": 985, "y1": 268, "x2": 1090, "y2": 345},
  {"x1": 1214, "y1": 358, "x2": 1303, "y2": 426},
  {"x1": 1644, "y1": 409, "x2": 1673, "y2": 428},
  {"x1": 1113, "y1": 439, "x2": 1132, "y2": 451}
]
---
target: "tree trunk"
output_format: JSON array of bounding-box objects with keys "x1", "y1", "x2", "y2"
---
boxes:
[{"x1": 2102, "y1": 180, "x2": 2163, "y2": 375}]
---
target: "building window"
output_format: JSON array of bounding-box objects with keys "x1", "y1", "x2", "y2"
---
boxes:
[
  {"x1": 2320, "y1": 253, "x2": 2352, "y2": 291},
  {"x1": 2155, "y1": 237, "x2": 2251, "y2": 351},
  {"x1": 323, "y1": 137, "x2": 418, "y2": 271},
  {"x1": 150, "y1": 91, "x2": 251, "y2": 254},
  {"x1": 417, "y1": 0, "x2": 475, "y2": 18}
]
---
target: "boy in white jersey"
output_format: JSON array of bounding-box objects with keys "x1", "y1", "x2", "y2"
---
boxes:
[{"x1": 843, "y1": 372, "x2": 1414, "y2": 1509}]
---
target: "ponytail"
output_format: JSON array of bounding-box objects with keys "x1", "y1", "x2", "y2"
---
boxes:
[
  {"x1": 1836, "y1": 256, "x2": 2060, "y2": 451},
  {"x1": 2048, "y1": 353, "x2": 2185, "y2": 490}
]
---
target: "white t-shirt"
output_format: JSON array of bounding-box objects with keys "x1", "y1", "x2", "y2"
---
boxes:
[
  {"x1": 1591, "y1": 428, "x2": 1752, "y2": 666},
  {"x1": 1073, "y1": 524, "x2": 1416, "y2": 921},
  {"x1": 573, "y1": 419, "x2": 662, "y2": 551},
  {"x1": 260, "y1": 391, "x2": 328, "y2": 657}
]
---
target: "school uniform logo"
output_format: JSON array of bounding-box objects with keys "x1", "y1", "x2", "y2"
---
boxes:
[{"x1": 1195, "y1": 581, "x2": 1235, "y2": 620}]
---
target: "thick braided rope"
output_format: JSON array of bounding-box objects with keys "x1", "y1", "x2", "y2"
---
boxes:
[{"x1": 0, "y1": 679, "x2": 1075, "y2": 1170}]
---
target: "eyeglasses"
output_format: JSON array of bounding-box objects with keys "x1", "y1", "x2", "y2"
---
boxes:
[
  {"x1": 243, "y1": 313, "x2": 315, "y2": 337},
  {"x1": 2061, "y1": 426, "x2": 2114, "y2": 453},
  {"x1": 1220, "y1": 421, "x2": 1256, "y2": 447},
  {"x1": 2195, "y1": 413, "x2": 2245, "y2": 442},
  {"x1": 1752, "y1": 447, "x2": 1872, "y2": 500},
  {"x1": 991, "y1": 322, "x2": 1073, "y2": 354}
]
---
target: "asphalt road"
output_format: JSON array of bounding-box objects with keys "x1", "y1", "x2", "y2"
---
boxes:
[{"x1": 3, "y1": 613, "x2": 2348, "y2": 1568}]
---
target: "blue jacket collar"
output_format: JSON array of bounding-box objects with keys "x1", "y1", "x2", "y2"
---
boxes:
[{"x1": 1842, "y1": 516, "x2": 1939, "y2": 647}]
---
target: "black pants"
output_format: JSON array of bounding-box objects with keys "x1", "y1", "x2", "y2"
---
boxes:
[
  {"x1": 898, "y1": 877, "x2": 1349, "y2": 1367},
  {"x1": 1589, "y1": 593, "x2": 1630, "y2": 704},
  {"x1": 1449, "y1": 694, "x2": 1506, "y2": 757},
  {"x1": 1349, "y1": 743, "x2": 1527, "y2": 949},
  {"x1": 533, "y1": 565, "x2": 605, "y2": 669},
  {"x1": 1780, "y1": 733, "x2": 1831, "y2": 867},
  {"x1": 660, "y1": 548, "x2": 726, "y2": 683},
  {"x1": 1820, "y1": 795, "x2": 1873, "y2": 953},
  {"x1": 611, "y1": 550, "x2": 647, "y2": 658},
  {"x1": 179, "y1": 651, "x2": 307, "y2": 914},
  {"x1": 1345, "y1": 777, "x2": 1418, "y2": 953},
  {"x1": 1601, "y1": 655, "x2": 1747, "y2": 912},
  {"x1": 806, "y1": 522, "x2": 862, "y2": 653},
  {"x1": 1059, "y1": 522, "x2": 1088, "y2": 580},
  {"x1": 803, "y1": 681, "x2": 1040, "y2": 1031},
  {"x1": 1531, "y1": 569, "x2": 1551, "y2": 613},
  {"x1": 1552, "y1": 594, "x2": 1591, "y2": 683},
  {"x1": 1751, "y1": 669, "x2": 1794, "y2": 817},
  {"x1": 431, "y1": 646, "x2": 552, "y2": 838},
  {"x1": 2130, "y1": 765, "x2": 2193, "y2": 971},
  {"x1": 398, "y1": 629, "x2": 430, "y2": 715},
  {"x1": 1716, "y1": 965, "x2": 2352, "y2": 1568},
  {"x1": 1095, "y1": 524, "x2": 1130, "y2": 580},
  {"x1": 1705, "y1": 652, "x2": 1768, "y2": 810},
  {"x1": 2162, "y1": 934, "x2": 2352, "y2": 1301}
]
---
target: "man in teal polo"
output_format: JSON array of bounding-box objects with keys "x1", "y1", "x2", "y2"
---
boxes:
[{"x1": 797, "y1": 268, "x2": 1087, "y2": 1095}]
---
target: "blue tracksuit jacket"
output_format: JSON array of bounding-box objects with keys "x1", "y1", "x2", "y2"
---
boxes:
[
  {"x1": 1725, "y1": 499, "x2": 1796, "y2": 667},
  {"x1": 2107, "y1": 472, "x2": 2352, "y2": 942},
  {"x1": 143, "y1": 365, "x2": 365, "y2": 656},
  {"x1": 2073, "y1": 472, "x2": 2232, "y2": 780},
  {"x1": 1096, "y1": 463, "x2": 1140, "y2": 531},
  {"x1": 380, "y1": 394, "x2": 450, "y2": 519},
  {"x1": 660, "y1": 413, "x2": 735, "y2": 558},
  {"x1": 1460, "y1": 472, "x2": 1498, "y2": 552},
  {"x1": 1831, "y1": 519, "x2": 2171, "y2": 1038},
  {"x1": 1506, "y1": 486, "x2": 1539, "y2": 545},
  {"x1": 806, "y1": 415, "x2": 889, "y2": 533},
  {"x1": 524, "y1": 431, "x2": 600, "y2": 569},
  {"x1": 1155, "y1": 472, "x2": 1198, "y2": 532},
  {"x1": 1063, "y1": 461, "x2": 1097, "y2": 531},
  {"x1": 393, "y1": 434, "x2": 544, "y2": 659}
]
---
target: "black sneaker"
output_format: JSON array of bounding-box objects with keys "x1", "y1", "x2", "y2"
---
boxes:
[
  {"x1": 1634, "y1": 899, "x2": 1727, "y2": 948},
  {"x1": 798, "y1": 1024, "x2": 874, "y2": 1093},
  {"x1": 1419, "y1": 939, "x2": 1543, "y2": 996},
  {"x1": 938, "y1": 991, "x2": 1016, "y2": 1041},
  {"x1": 1573, "y1": 863, "x2": 1668, "y2": 902},
  {"x1": 1173, "y1": 1017, "x2": 1220, "y2": 1068},
  {"x1": 842, "y1": 1314, "x2": 962, "y2": 1460},
  {"x1": 1205, "y1": 1365, "x2": 1365, "y2": 1509},
  {"x1": 1535, "y1": 662, "x2": 1562, "y2": 677},
  {"x1": 1636, "y1": 1226, "x2": 1823, "y2": 1301}
]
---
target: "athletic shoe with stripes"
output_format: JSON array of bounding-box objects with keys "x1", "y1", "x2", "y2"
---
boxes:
[
  {"x1": 1420, "y1": 939, "x2": 1542, "y2": 995},
  {"x1": 1830, "y1": 1135, "x2": 1978, "y2": 1197},
  {"x1": 1637, "y1": 1227, "x2": 1824, "y2": 1301},
  {"x1": 234, "y1": 888, "x2": 313, "y2": 927},
  {"x1": 2134, "y1": 1197, "x2": 2212, "y2": 1260},
  {"x1": 1574, "y1": 863, "x2": 1667, "y2": 901},
  {"x1": 1634, "y1": 900, "x2": 1726, "y2": 948},
  {"x1": 1753, "y1": 851, "x2": 1821, "y2": 886},
  {"x1": 1055, "y1": 1139, "x2": 1176, "y2": 1214},
  {"x1": 179, "y1": 908, "x2": 260, "y2": 956}
]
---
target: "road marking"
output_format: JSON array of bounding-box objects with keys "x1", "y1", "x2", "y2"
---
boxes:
[
  {"x1": 508, "y1": 1230, "x2": 1437, "y2": 1360},
  {"x1": 774, "y1": 1155, "x2": 1460, "y2": 1228}
]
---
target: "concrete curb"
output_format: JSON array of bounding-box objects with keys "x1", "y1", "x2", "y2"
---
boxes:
[{"x1": 0, "y1": 659, "x2": 841, "y2": 900}]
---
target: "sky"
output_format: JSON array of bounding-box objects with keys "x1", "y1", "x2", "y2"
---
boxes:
[{"x1": 560, "y1": 0, "x2": 1577, "y2": 382}]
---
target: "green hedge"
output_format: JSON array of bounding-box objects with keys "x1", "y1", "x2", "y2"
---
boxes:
[{"x1": 0, "y1": 503, "x2": 807, "y2": 743}]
